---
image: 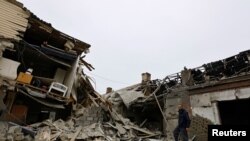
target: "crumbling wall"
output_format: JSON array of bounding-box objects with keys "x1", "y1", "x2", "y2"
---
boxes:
[
  {"x1": 189, "y1": 87, "x2": 250, "y2": 141},
  {"x1": 190, "y1": 87, "x2": 250, "y2": 125},
  {"x1": 0, "y1": 0, "x2": 29, "y2": 40},
  {"x1": 190, "y1": 94, "x2": 220, "y2": 124},
  {"x1": 75, "y1": 105, "x2": 104, "y2": 127}
]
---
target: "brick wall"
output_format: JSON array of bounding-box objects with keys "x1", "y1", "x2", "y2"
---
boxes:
[{"x1": 75, "y1": 105, "x2": 104, "y2": 127}]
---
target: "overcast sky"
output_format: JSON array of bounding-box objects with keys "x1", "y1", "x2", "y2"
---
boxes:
[{"x1": 19, "y1": 0, "x2": 250, "y2": 93}]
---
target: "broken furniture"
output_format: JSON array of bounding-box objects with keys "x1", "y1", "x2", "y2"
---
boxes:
[{"x1": 47, "y1": 82, "x2": 68, "y2": 97}]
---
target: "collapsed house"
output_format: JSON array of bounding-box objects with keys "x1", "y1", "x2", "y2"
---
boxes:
[
  {"x1": 1, "y1": 0, "x2": 249, "y2": 141},
  {"x1": 0, "y1": 0, "x2": 165, "y2": 140},
  {"x1": 0, "y1": 0, "x2": 94, "y2": 124},
  {"x1": 106, "y1": 50, "x2": 250, "y2": 141}
]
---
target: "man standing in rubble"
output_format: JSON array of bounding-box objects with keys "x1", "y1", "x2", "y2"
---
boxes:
[{"x1": 173, "y1": 104, "x2": 191, "y2": 141}]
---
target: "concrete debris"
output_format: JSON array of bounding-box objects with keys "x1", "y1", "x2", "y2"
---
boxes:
[
  {"x1": 1, "y1": 1, "x2": 250, "y2": 141},
  {"x1": 1, "y1": 80, "x2": 162, "y2": 140},
  {"x1": 116, "y1": 123, "x2": 126, "y2": 135},
  {"x1": 0, "y1": 122, "x2": 8, "y2": 140},
  {"x1": 1, "y1": 114, "x2": 159, "y2": 141},
  {"x1": 35, "y1": 126, "x2": 51, "y2": 141},
  {"x1": 0, "y1": 0, "x2": 95, "y2": 130},
  {"x1": 108, "y1": 84, "x2": 144, "y2": 108},
  {"x1": 7, "y1": 126, "x2": 25, "y2": 141}
]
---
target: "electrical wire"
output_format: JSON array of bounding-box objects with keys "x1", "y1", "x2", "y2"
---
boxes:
[{"x1": 85, "y1": 72, "x2": 130, "y2": 85}]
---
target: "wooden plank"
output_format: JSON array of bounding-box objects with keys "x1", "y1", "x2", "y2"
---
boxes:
[
  {"x1": 139, "y1": 119, "x2": 147, "y2": 127},
  {"x1": 0, "y1": 20, "x2": 27, "y2": 31},
  {"x1": 5, "y1": 91, "x2": 16, "y2": 113},
  {"x1": 126, "y1": 125, "x2": 156, "y2": 135},
  {"x1": 70, "y1": 126, "x2": 82, "y2": 141},
  {"x1": 0, "y1": 33, "x2": 21, "y2": 40},
  {"x1": 0, "y1": 33, "x2": 18, "y2": 40},
  {"x1": 0, "y1": 15, "x2": 28, "y2": 26},
  {"x1": 0, "y1": 0, "x2": 29, "y2": 16},
  {"x1": 0, "y1": 7, "x2": 29, "y2": 19},
  {"x1": 0, "y1": 11, "x2": 28, "y2": 24},
  {"x1": 88, "y1": 94, "x2": 99, "y2": 107},
  {"x1": 0, "y1": 7, "x2": 28, "y2": 19},
  {"x1": 0, "y1": 7, "x2": 28, "y2": 20},
  {"x1": 0, "y1": 27, "x2": 19, "y2": 37},
  {"x1": 0, "y1": 31, "x2": 18, "y2": 38},
  {"x1": 0, "y1": 25, "x2": 19, "y2": 33},
  {"x1": 0, "y1": 20, "x2": 27, "y2": 32}
]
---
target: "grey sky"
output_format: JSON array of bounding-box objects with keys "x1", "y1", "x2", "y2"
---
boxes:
[{"x1": 19, "y1": 0, "x2": 250, "y2": 93}]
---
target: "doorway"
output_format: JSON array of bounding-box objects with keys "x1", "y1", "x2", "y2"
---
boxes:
[{"x1": 218, "y1": 98, "x2": 250, "y2": 125}]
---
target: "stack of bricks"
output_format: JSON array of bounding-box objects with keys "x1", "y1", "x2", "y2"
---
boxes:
[
  {"x1": 76, "y1": 105, "x2": 104, "y2": 127},
  {"x1": 188, "y1": 115, "x2": 213, "y2": 141}
]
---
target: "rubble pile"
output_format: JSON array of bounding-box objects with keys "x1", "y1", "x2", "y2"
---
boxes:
[
  {"x1": 0, "y1": 102, "x2": 162, "y2": 141},
  {"x1": 0, "y1": 1, "x2": 164, "y2": 140},
  {"x1": 2, "y1": 1, "x2": 250, "y2": 141}
]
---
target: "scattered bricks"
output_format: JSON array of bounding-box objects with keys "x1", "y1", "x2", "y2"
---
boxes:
[{"x1": 76, "y1": 105, "x2": 104, "y2": 126}]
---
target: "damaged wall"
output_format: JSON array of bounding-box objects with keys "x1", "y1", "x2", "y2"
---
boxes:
[
  {"x1": 74, "y1": 105, "x2": 104, "y2": 127},
  {"x1": 0, "y1": 0, "x2": 95, "y2": 126},
  {"x1": 190, "y1": 86, "x2": 250, "y2": 122},
  {"x1": 0, "y1": 0, "x2": 29, "y2": 40},
  {"x1": 164, "y1": 80, "x2": 250, "y2": 141}
]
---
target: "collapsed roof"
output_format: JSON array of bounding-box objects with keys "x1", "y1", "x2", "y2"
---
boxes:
[
  {"x1": 0, "y1": 0, "x2": 90, "y2": 55},
  {"x1": 0, "y1": 0, "x2": 95, "y2": 123},
  {"x1": 0, "y1": 0, "x2": 164, "y2": 140},
  {"x1": 105, "y1": 49, "x2": 250, "y2": 138}
]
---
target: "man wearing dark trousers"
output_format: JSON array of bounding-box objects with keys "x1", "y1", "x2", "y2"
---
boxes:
[{"x1": 173, "y1": 104, "x2": 191, "y2": 141}]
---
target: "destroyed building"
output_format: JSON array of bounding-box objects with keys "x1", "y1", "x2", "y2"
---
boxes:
[
  {"x1": 0, "y1": 0, "x2": 165, "y2": 140},
  {"x1": 106, "y1": 50, "x2": 250, "y2": 141},
  {"x1": 0, "y1": 0, "x2": 94, "y2": 124},
  {"x1": 1, "y1": 0, "x2": 250, "y2": 141}
]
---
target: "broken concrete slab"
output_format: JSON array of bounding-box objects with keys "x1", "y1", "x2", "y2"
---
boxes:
[{"x1": 110, "y1": 84, "x2": 144, "y2": 108}]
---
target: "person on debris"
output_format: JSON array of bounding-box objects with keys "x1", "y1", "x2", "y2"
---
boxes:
[{"x1": 173, "y1": 104, "x2": 191, "y2": 141}]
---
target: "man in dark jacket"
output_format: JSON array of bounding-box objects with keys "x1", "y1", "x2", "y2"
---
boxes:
[{"x1": 173, "y1": 104, "x2": 191, "y2": 141}]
